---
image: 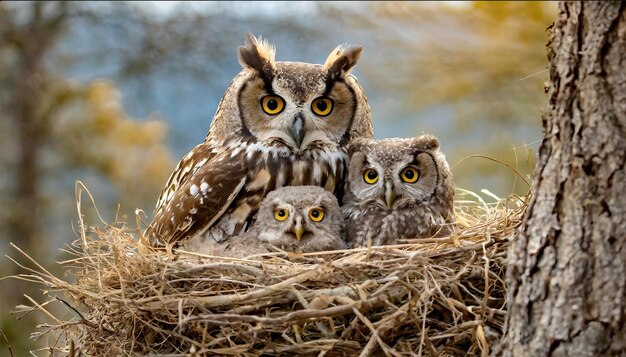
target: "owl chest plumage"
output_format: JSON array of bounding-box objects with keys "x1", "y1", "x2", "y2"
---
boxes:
[
  {"x1": 343, "y1": 203, "x2": 448, "y2": 247},
  {"x1": 201, "y1": 139, "x2": 347, "y2": 244}
]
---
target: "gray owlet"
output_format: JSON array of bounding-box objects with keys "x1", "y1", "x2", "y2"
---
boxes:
[
  {"x1": 144, "y1": 33, "x2": 373, "y2": 252},
  {"x1": 200, "y1": 186, "x2": 346, "y2": 257},
  {"x1": 341, "y1": 135, "x2": 455, "y2": 248}
]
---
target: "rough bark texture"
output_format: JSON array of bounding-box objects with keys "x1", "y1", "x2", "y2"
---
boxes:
[{"x1": 497, "y1": 2, "x2": 626, "y2": 356}]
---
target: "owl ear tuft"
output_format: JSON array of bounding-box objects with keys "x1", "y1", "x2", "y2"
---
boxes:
[
  {"x1": 323, "y1": 45, "x2": 363, "y2": 80},
  {"x1": 417, "y1": 134, "x2": 440, "y2": 151},
  {"x1": 238, "y1": 33, "x2": 276, "y2": 76}
]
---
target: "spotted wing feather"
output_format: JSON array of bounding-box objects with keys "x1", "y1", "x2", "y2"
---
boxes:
[{"x1": 146, "y1": 143, "x2": 247, "y2": 248}]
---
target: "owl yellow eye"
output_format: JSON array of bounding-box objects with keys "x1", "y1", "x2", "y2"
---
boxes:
[
  {"x1": 274, "y1": 208, "x2": 288, "y2": 221},
  {"x1": 311, "y1": 97, "x2": 333, "y2": 116},
  {"x1": 308, "y1": 208, "x2": 325, "y2": 222},
  {"x1": 363, "y1": 169, "x2": 379, "y2": 184},
  {"x1": 261, "y1": 95, "x2": 285, "y2": 115},
  {"x1": 400, "y1": 167, "x2": 419, "y2": 183}
]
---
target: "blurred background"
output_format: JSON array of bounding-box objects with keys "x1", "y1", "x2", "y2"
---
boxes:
[{"x1": 0, "y1": 1, "x2": 555, "y2": 354}]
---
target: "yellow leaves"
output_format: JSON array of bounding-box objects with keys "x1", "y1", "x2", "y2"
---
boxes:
[
  {"x1": 51, "y1": 78, "x2": 174, "y2": 213},
  {"x1": 143, "y1": 146, "x2": 173, "y2": 180},
  {"x1": 86, "y1": 80, "x2": 121, "y2": 134},
  {"x1": 374, "y1": 1, "x2": 557, "y2": 123},
  {"x1": 83, "y1": 81, "x2": 168, "y2": 149},
  {"x1": 84, "y1": 81, "x2": 174, "y2": 203},
  {"x1": 114, "y1": 118, "x2": 166, "y2": 147}
]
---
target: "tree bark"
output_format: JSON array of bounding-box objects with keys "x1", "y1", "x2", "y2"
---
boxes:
[{"x1": 497, "y1": 2, "x2": 626, "y2": 356}]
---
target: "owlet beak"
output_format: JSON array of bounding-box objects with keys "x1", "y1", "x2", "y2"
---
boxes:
[
  {"x1": 290, "y1": 113, "x2": 305, "y2": 148},
  {"x1": 385, "y1": 182, "x2": 396, "y2": 209},
  {"x1": 292, "y1": 216, "x2": 305, "y2": 241}
]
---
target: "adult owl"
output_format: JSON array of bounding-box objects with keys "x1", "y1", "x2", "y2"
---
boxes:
[
  {"x1": 342, "y1": 135, "x2": 455, "y2": 248},
  {"x1": 188, "y1": 186, "x2": 346, "y2": 257},
  {"x1": 145, "y1": 33, "x2": 372, "y2": 251}
]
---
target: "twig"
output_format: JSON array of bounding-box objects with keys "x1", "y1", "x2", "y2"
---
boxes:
[{"x1": 0, "y1": 329, "x2": 14, "y2": 357}]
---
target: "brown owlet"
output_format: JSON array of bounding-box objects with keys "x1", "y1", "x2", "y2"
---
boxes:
[
  {"x1": 341, "y1": 135, "x2": 455, "y2": 248},
  {"x1": 144, "y1": 33, "x2": 373, "y2": 251},
  {"x1": 190, "y1": 186, "x2": 346, "y2": 257}
]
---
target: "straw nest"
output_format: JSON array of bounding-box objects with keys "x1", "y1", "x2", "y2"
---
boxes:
[{"x1": 12, "y1": 189, "x2": 528, "y2": 356}]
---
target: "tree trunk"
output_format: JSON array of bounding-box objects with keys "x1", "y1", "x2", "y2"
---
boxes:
[
  {"x1": 4, "y1": 2, "x2": 69, "y2": 249},
  {"x1": 11, "y1": 52, "x2": 45, "y2": 249},
  {"x1": 497, "y1": 2, "x2": 626, "y2": 356}
]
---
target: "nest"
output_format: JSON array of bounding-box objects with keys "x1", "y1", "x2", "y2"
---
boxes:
[{"x1": 11, "y1": 189, "x2": 528, "y2": 356}]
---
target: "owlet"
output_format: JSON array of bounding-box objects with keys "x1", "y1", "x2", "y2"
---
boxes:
[{"x1": 342, "y1": 135, "x2": 455, "y2": 247}]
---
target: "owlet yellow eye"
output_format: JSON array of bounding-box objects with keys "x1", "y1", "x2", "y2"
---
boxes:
[
  {"x1": 308, "y1": 208, "x2": 325, "y2": 222},
  {"x1": 363, "y1": 169, "x2": 379, "y2": 184},
  {"x1": 274, "y1": 208, "x2": 288, "y2": 221},
  {"x1": 261, "y1": 95, "x2": 285, "y2": 115},
  {"x1": 400, "y1": 167, "x2": 419, "y2": 183},
  {"x1": 311, "y1": 97, "x2": 333, "y2": 116}
]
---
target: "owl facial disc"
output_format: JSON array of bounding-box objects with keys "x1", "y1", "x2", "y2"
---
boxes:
[{"x1": 235, "y1": 34, "x2": 365, "y2": 154}]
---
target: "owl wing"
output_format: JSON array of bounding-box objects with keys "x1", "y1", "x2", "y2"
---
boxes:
[{"x1": 145, "y1": 142, "x2": 248, "y2": 248}]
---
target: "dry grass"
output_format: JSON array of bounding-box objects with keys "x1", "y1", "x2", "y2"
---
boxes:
[{"x1": 9, "y1": 187, "x2": 528, "y2": 356}]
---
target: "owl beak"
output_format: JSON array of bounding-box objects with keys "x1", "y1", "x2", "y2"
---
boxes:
[
  {"x1": 385, "y1": 182, "x2": 396, "y2": 209},
  {"x1": 292, "y1": 216, "x2": 305, "y2": 241},
  {"x1": 290, "y1": 113, "x2": 305, "y2": 149}
]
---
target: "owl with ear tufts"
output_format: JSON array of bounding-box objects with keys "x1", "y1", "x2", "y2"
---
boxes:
[
  {"x1": 342, "y1": 135, "x2": 456, "y2": 248},
  {"x1": 144, "y1": 33, "x2": 373, "y2": 252}
]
